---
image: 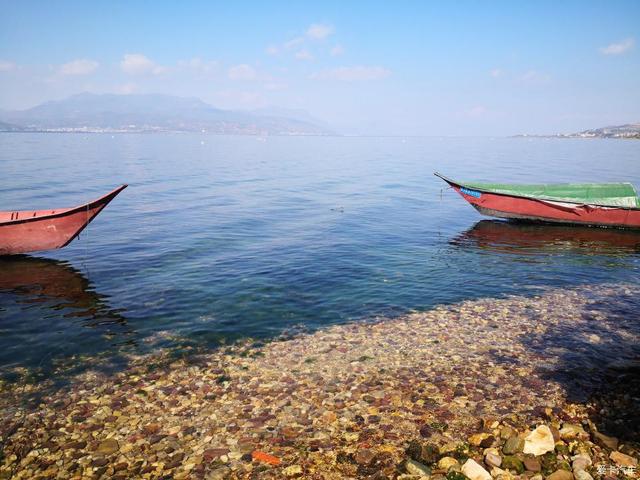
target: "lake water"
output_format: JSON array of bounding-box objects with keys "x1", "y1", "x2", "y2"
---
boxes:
[{"x1": 1, "y1": 134, "x2": 639, "y2": 381}]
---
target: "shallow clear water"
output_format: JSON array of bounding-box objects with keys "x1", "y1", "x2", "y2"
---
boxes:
[{"x1": 1, "y1": 134, "x2": 639, "y2": 378}]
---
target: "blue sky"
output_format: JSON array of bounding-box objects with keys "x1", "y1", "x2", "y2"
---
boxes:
[{"x1": 0, "y1": 1, "x2": 638, "y2": 135}]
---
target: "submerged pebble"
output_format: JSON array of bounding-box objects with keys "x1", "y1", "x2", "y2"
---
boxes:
[{"x1": 0, "y1": 283, "x2": 638, "y2": 479}]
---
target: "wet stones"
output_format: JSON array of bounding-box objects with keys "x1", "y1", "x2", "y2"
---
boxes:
[
  {"x1": 461, "y1": 458, "x2": 492, "y2": 480},
  {"x1": 95, "y1": 438, "x2": 119, "y2": 455},
  {"x1": 502, "y1": 455, "x2": 525, "y2": 474},
  {"x1": 547, "y1": 469, "x2": 574, "y2": 480},
  {"x1": 609, "y1": 450, "x2": 638, "y2": 467},
  {"x1": 592, "y1": 431, "x2": 619, "y2": 451},
  {"x1": 404, "y1": 459, "x2": 432, "y2": 477},
  {"x1": 559, "y1": 424, "x2": 589, "y2": 441},
  {"x1": 419, "y1": 424, "x2": 435, "y2": 438},
  {"x1": 2, "y1": 283, "x2": 639, "y2": 479},
  {"x1": 356, "y1": 448, "x2": 376, "y2": 466},
  {"x1": 406, "y1": 441, "x2": 440, "y2": 465},
  {"x1": 523, "y1": 426, "x2": 555, "y2": 456},
  {"x1": 438, "y1": 457, "x2": 460, "y2": 471},
  {"x1": 502, "y1": 437, "x2": 524, "y2": 455},
  {"x1": 484, "y1": 452, "x2": 502, "y2": 468},
  {"x1": 524, "y1": 457, "x2": 541, "y2": 472},
  {"x1": 469, "y1": 433, "x2": 493, "y2": 447}
]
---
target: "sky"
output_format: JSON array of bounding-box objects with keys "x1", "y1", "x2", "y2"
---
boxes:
[{"x1": 0, "y1": 1, "x2": 639, "y2": 135}]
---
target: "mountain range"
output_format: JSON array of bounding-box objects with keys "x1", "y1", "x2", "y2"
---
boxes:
[{"x1": 0, "y1": 93, "x2": 334, "y2": 135}]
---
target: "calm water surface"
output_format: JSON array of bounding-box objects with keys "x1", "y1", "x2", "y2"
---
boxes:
[{"x1": 1, "y1": 134, "x2": 639, "y2": 379}]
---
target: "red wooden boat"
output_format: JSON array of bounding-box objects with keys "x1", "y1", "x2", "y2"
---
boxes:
[
  {"x1": 435, "y1": 173, "x2": 640, "y2": 229},
  {"x1": 0, "y1": 185, "x2": 127, "y2": 255}
]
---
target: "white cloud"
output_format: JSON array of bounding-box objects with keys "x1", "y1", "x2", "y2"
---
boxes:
[
  {"x1": 599, "y1": 38, "x2": 634, "y2": 55},
  {"x1": 178, "y1": 57, "x2": 218, "y2": 74},
  {"x1": 228, "y1": 64, "x2": 257, "y2": 80},
  {"x1": 295, "y1": 50, "x2": 313, "y2": 61},
  {"x1": 0, "y1": 60, "x2": 17, "y2": 72},
  {"x1": 59, "y1": 59, "x2": 99, "y2": 76},
  {"x1": 310, "y1": 65, "x2": 391, "y2": 81},
  {"x1": 306, "y1": 23, "x2": 334, "y2": 40},
  {"x1": 266, "y1": 45, "x2": 279, "y2": 56},
  {"x1": 284, "y1": 37, "x2": 304, "y2": 50},
  {"x1": 490, "y1": 68, "x2": 502, "y2": 78},
  {"x1": 520, "y1": 70, "x2": 551, "y2": 85},
  {"x1": 120, "y1": 54, "x2": 167, "y2": 75},
  {"x1": 330, "y1": 45, "x2": 344, "y2": 57}
]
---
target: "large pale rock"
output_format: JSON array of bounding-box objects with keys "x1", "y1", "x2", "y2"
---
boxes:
[
  {"x1": 610, "y1": 451, "x2": 638, "y2": 467},
  {"x1": 461, "y1": 459, "x2": 492, "y2": 480},
  {"x1": 523, "y1": 425, "x2": 555, "y2": 456}
]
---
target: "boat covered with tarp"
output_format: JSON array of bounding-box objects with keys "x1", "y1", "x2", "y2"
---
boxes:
[{"x1": 435, "y1": 173, "x2": 640, "y2": 229}]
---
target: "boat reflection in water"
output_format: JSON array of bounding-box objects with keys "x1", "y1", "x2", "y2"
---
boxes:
[
  {"x1": 451, "y1": 220, "x2": 640, "y2": 255},
  {"x1": 0, "y1": 256, "x2": 131, "y2": 379}
]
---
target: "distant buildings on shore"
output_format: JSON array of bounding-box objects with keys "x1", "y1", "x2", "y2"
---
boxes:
[{"x1": 515, "y1": 123, "x2": 640, "y2": 139}]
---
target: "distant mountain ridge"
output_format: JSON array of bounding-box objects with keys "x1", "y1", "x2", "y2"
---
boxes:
[
  {"x1": 0, "y1": 93, "x2": 334, "y2": 135},
  {"x1": 516, "y1": 123, "x2": 640, "y2": 139}
]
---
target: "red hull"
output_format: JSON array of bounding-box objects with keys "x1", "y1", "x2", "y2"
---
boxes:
[
  {"x1": 437, "y1": 174, "x2": 640, "y2": 229},
  {"x1": 0, "y1": 185, "x2": 127, "y2": 255}
]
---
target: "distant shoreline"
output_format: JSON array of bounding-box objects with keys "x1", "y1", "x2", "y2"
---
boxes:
[{"x1": 1, "y1": 130, "x2": 639, "y2": 139}]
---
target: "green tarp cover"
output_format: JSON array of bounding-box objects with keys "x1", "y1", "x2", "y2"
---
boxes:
[{"x1": 462, "y1": 181, "x2": 640, "y2": 208}]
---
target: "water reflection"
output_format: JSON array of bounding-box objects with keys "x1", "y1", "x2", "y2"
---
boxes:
[
  {"x1": 451, "y1": 220, "x2": 640, "y2": 255},
  {"x1": 0, "y1": 256, "x2": 125, "y2": 319},
  {"x1": 0, "y1": 256, "x2": 131, "y2": 378}
]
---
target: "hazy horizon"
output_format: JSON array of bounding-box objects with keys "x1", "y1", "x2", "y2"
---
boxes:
[{"x1": 1, "y1": 1, "x2": 639, "y2": 136}]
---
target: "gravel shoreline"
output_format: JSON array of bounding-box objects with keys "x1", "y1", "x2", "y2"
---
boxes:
[{"x1": 1, "y1": 284, "x2": 639, "y2": 479}]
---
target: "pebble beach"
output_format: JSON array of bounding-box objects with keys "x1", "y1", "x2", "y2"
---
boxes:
[{"x1": 1, "y1": 283, "x2": 639, "y2": 480}]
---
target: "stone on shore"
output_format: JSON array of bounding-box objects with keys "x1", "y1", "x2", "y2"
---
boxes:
[
  {"x1": 609, "y1": 451, "x2": 638, "y2": 467},
  {"x1": 484, "y1": 452, "x2": 502, "y2": 468},
  {"x1": 282, "y1": 464, "x2": 303, "y2": 477},
  {"x1": 523, "y1": 425, "x2": 555, "y2": 456},
  {"x1": 546, "y1": 469, "x2": 574, "y2": 480},
  {"x1": 592, "y1": 431, "x2": 619, "y2": 451},
  {"x1": 461, "y1": 459, "x2": 492, "y2": 480},
  {"x1": 438, "y1": 457, "x2": 460, "y2": 470},
  {"x1": 574, "y1": 470, "x2": 593, "y2": 480},
  {"x1": 571, "y1": 453, "x2": 591, "y2": 472},
  {"x1": 96, "y1": 438, "x2": 119, "y2": 455},
  {"x1": 523, "y1": 457, "x2": 541, "y2": 472},
  {"x1": 405, "y1": 459, "x2": 431, "y2": 477},
  {"x1": 502, "y1": 436, "x2": 524, "y2": 455},
  {"x1": 502, "y1": 456, "x2": 524, "y2": 474},
  {"x1": 559, "y1": 424, "x2": 588, "y2": 441}
]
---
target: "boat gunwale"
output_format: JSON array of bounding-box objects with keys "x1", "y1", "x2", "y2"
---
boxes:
[
  {"x1": 0, "y1": 184, "x2": 128, "y2": 227},
  {"x1": 434, "y1": 172, "x2": 640, "y2": 211}
]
